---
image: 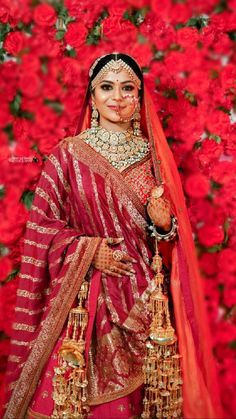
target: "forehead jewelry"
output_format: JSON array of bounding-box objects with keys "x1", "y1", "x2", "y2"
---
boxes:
[{"x1": 89, "y1": 57, "x2": 142, "y2": 90}]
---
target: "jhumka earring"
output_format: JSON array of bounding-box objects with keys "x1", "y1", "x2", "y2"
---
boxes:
[
  {"x1": 133, "y1": 102, "x2": 141, "y2": 136},
  {"x1": 91, "y1": 103, "x2": 99, "y2": 129}
]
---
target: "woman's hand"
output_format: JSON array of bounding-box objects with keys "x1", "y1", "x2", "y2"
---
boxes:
[
  {"x1": 92, "y1": 237, "x2": 137, "y2": 277},
  {"x1": 147, "y1": 196, "x2": 172, "y2": 231}
]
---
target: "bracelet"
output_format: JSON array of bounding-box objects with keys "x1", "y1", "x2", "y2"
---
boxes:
[{"x1": 147, "y1": 216, "x2": 178, "y2": 242}]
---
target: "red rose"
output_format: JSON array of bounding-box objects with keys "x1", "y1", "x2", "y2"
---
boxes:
[
  {"x1": 33, "y1": 4, "x2": 57, "y2": 27},
  {"x1": 18, "y1": 73, "x2": 42, "y2": 98},
  {"x1": 223, "y1": 285, "x2": 236, "y2": 308},
  {"x1": 3, "y1": 31, "x2": 26, "y2": 55},
  {"x1": 64, "y1": 22, "x2": 88, "y2": 49},
  {"x1": 197, "y1": 225, "x2": 224, "y2": 248},
  {"x1": 218, "y1": 248, "x2": 236, "y2": 274},
  {"x1": 184, "y1": 173, "x2": 210, "y2": 198},
  {"x1": 199, "y1": 252, "x2": 218, "y2": 277},
  {"x1": 0, "y1": 257, "x2": 12, "y2": 282}
]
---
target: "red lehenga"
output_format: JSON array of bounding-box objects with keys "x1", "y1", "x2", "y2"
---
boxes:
[{"x1": 4, "y1": 85, "x2": 223, "y2": 419}]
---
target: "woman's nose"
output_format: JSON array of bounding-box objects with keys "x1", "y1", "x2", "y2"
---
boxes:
[{"x1": 113, "y1": 86, "x2": 123, "y2": 101}]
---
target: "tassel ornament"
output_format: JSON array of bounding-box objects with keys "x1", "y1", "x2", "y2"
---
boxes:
[{"x1": 52, "y1": 281, "x2": 90, "y2": 419}]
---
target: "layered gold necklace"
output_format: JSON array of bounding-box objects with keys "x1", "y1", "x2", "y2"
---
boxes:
[{"x1": 83, "y1": 126, "x2": 149, "y2": 171}]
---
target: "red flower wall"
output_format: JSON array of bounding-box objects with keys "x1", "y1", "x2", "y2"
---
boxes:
[{"x1": 0, "y1": 0, "x2": 235, "y2": 417}]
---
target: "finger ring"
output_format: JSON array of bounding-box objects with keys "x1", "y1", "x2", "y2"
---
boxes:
[
  {"x1": 106, "y1": 237, "x2": 114, "y2": 244},
  {"x1": 112, "y1": 250, "x2": 124, "y2": 262}
]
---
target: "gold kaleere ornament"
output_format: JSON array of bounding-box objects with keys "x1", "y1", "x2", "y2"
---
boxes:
[
  {"x1": 142, "y1": 186, "x2": 183, "y2": 419},
  {"x1": 52, "y1": 281, "x2": 90, "y2": 419}
]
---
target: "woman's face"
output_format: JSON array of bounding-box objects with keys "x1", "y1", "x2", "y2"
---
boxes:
[{"x1": 91, "y1": 68, "x2": 140, "y2": 128}]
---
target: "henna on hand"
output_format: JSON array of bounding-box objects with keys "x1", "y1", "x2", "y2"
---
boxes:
[{"x1": 92, "y1": 238, "x2": 137, "y2": 277}]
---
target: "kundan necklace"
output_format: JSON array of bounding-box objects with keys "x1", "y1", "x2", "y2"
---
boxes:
[{"x1": 83, "y1": 126, "x2": 150, "y2": 171}]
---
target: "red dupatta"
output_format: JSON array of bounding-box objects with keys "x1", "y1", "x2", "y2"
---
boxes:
[{"x1": 4, "y1": 80, "x2": 224, "y2": 419}]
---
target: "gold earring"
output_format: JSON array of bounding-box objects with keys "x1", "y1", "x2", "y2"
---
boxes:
[
  {"x1": 133, "y1": 102, "x2": 141, "y2": 136},
  {"x1": 91, "y1": 103, "x2": 99, "y2": 129}
]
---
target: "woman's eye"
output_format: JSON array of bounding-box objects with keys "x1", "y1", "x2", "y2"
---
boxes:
[
  {"x1": 123, "y1": 85, "x2": 135, "y2": 91},
  {"x1": 100, "y1": 84, "x2": 112, "y2": 91}
]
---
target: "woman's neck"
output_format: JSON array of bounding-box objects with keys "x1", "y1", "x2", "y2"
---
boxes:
[{"x1": 98, "y1": 117, "x2": 131, "y2": 133}]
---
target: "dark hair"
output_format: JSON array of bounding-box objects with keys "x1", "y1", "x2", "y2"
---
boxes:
[{"x1": 89, "y1": 52, "x2": 144, "y2": 102}]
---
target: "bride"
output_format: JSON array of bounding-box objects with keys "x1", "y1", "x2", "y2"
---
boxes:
[{"x1": 4, "y1": 52, "x2": 223, "y2": 419}]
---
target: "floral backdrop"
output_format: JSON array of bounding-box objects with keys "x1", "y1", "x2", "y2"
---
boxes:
[{"x1": 0, "y1": 0, "x2": 235, "y2": 417}]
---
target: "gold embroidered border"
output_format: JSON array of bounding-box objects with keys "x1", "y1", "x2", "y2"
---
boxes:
[
  {"x1": 88, "y1": 373, "x2": 144, "y2": 406},
  {"x1": 4, "y1": 237, "x2": 102, "y2": 419},
  {"x1": 26, "y1": 408, "x2": 50, "y2": 419},
  {"x1": 68, "y1": 138, "x2": 146, "y2": 221},
  {"x1": 49, "y1": 236, "x2": 76, "y2": 255}
]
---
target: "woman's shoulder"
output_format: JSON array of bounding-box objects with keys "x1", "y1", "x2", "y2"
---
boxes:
[{"x1": 58, "y1": 129, "x2": 90, "y2": 149}]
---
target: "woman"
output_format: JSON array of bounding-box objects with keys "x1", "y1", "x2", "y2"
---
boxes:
[{"x1": 4, "y1": 53, "x2": 223, "y2": 419}]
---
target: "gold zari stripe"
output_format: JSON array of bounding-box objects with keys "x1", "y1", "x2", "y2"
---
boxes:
[
  {"x1": 12, "y1": 323, "x2": 36, "y2": 332},
  {"x1": 35, "y1": 187, "x2": 60, "y2": 219},
  {"x1": 48, "y1": 154, "x2": 71, "y2": 193},
  {"x1": 24, "y1": 239, "x2": 49, "y2": 250},
  {"x1": 21, "y1": 256, "x2": 46, "y2": 268},
  {"x1": 17, "y1": 290, "x2": 42, "y2": 299},
  {"x1": 27, "y1": 221, "x2": 59, "y2": 235}
]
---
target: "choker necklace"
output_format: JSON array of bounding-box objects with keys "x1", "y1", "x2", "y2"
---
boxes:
[{"x1": 83, "y1": 126, "x2": 149, "y2": 171}]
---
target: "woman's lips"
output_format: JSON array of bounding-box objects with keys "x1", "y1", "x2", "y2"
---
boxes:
[{"x1": 107, "y1": 105, "x2": 126, "y2": 111}]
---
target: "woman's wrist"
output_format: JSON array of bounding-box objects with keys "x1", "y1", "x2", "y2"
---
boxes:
[{"x1": 147, "y1": 216, "x2": 178, "y2": 241}]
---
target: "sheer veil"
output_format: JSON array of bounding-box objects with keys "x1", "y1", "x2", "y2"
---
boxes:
[{"x1": 73, "y1": 79, "x2": 223, "y2": 419}]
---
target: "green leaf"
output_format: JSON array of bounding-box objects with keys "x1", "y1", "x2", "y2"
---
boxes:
[
  {"x1": 175, "y1": 23, "x2": 185, "y2": 30},
  {"x1": 186, "y1": 15, "x2": 209, "y2": 31},
  {"x1": 5, "y1": 268, "x2": 20, "y2": 284},
  {"x1": 137, "y1": 33, "x2": 147, "y2": 44},
  {"x1": 20, "y1": 190, "x2": 35, "y2": 210},
  {"x1": 162, "y1": 88, "x2": 178, "y2": 100},
  {"x1": 218, "y1": 283, "x2": 224, "y2": 293},
  {"x1": 10, "y1": 92, "x2": 22, "y2": 116},
  {"x1": 228, "y1": 30, "x2": 236, "y2": 41},
  {"x1": 209, "y1": 133, "x2": 221, "y2": 143},
  {"x1": 65, "y1": 47, "x2": 76, "y2": 57},
  {"x1": 0, "y1": 243, "x2": 9, "y2": 256},
  {"x1": 0, "y1": 23, "x2": 11, "y2": 42},
  {"x1": 3, "y1": 124, "x2": 14, "y2": 142},
  {"x1": 210, "y1": 179, "x2": 222, "y2": 190},
  {"x1": 193, "y1": 141, "x2": 202, "y2": 150},
  {"x1": 123, "y1": 6, "x2": 150, "y2": 26},
  {"x1": 16, "y1": 21, "x2": 32, "y2": 34},
  {"x1": 214, "y1": 0, "x2": 229, "y2": 13},
  {"x1": 209, "y1": 69, "x2": 219, "y2": 79},
  {"x1": 228, "y1": 339, "x2": 236, "y2": 350},
  {"x1": 169, "y1": 43, "x2": 182, "y2": 51},
  {"x1": 153, "y1": 49, "x2": 165, "y2": 61},
  {"x1": 0, "y1": 185, "x2": 6, "y2": 199},
  {"x1": 217, "y1": 105, "x2": 230, "y2": 114},
  {"x1": 56, "y1": 29, "x2": 65, "y2": 40},
  {"x1": 184, "y1": 90, "x2": 198, "y2": 106},
  {"x1": 44, "y1": 98, "x2": 64, "y2": 114}
]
